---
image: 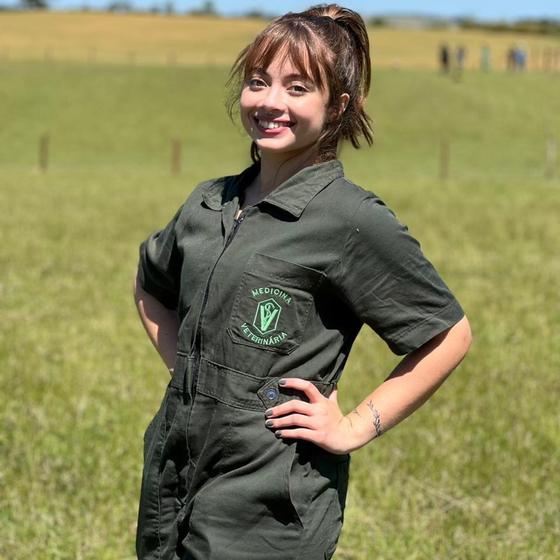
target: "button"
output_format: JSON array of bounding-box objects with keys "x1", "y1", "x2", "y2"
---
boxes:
[{"x1": 265, "y1": 387, "x2": 279, "y2": 401}]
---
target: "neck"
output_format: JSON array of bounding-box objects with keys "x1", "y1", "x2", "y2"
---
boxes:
[{"x1": 255, "y1": 145, "x2": 321, "y2": 196}]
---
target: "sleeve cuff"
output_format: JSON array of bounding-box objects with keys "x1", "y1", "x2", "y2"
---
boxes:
[{"x1": 385, "y1": 299, "x2": 465, "y2": 355}]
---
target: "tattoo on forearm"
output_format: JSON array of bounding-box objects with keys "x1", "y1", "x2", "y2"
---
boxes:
[{"x1": 366, "y1": 400, "x2": 383, "y2": 438}]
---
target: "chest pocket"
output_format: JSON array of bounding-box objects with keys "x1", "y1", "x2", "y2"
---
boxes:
[{"x1": 227, "y1": 252, "x2": 325, "y2": 355}]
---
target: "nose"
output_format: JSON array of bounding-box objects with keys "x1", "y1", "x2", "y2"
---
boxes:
[{"x1": 258, "y1": 84, "x2": 285, "y2": 115}]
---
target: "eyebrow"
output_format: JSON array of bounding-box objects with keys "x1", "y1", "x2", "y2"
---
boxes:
[{"x1": 251, "y1": 69, "x2": 312, "y2": 83}]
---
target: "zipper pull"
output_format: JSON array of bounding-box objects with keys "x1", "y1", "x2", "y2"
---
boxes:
[
  {"x1": 225, "y1": 210, "x2": 245, "y2": 248},
  {"x1": 233, "y1": 211, "x2": 245, "y2": 231}
]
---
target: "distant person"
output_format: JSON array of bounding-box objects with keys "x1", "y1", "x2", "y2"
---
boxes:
[
  {"x1": 481, "y1": 45, "x2": 491, "y2": 72},
  {"x1": 133, "y1": 4, "x2": 471, "y2": 560},
  {"x1": 507, "y1": 47, "x2": 516, "y2": 71},
  {"x1": 439, "y1": 43, "x2": 450, "y2": 73},
  {"x1": 454, "y1": 45, "x2": 467, "y2": 80},
  {"x1": 515, "y1": 46, "x2": 527, "y2": 71}
]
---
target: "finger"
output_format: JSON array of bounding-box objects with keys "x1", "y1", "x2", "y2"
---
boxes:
[
  {"x1": 266, "y1": 413, "x2": 315, "y2": 430},
  {"x1": 275, "y1": 427, "x2": 317, "y2": 443},
  {"x1": 266, "y1": 399, "x2": 313, "y2": 418},
  {"x1": 279, "y1": 378, "x2": 324, "y2": 404}
]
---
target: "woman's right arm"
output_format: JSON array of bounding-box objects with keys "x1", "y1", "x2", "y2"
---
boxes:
[{"x1": 133, "y1": 271, "x2": 179, "y2": 374}]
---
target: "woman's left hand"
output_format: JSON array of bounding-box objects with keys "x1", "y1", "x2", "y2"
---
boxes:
[{"x1": 263, "y1": 378, "x2": 355, "y2": 455}]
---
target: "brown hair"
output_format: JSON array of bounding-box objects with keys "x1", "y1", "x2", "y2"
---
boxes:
[{"x1": 226, "y1": 4, "x2": 374, "y2": 163}]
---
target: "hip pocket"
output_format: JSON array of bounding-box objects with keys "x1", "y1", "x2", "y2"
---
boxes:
[
  {"x1": 227, "y1": 252, "x2": 325, "y2": 355},
  {"x1": 288, "y1": 442, "x2": 350, "y2": 532}
]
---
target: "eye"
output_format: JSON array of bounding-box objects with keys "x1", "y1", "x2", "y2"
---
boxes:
[
  {"x1": 247, "y1": 77, "x2": 266, "y2": 89},
  {"x1": 289, "y1": 84, "x2": 308, "y2": 95}
]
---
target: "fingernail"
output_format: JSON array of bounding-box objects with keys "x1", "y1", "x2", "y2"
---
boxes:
[
  {"x1": 265, "y1": 409, "x2": 273, "y2": 417},
  {"x1": 265, "y1": 419, "x2": 274, "y2": 428},
  {"x1": 275, "y1": 431, "x2": 282, "y2": 438},
  {"x1": 278, "y1": 379, "x2": 286, "y2": 386}
]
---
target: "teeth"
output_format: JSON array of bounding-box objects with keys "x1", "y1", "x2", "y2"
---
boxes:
[{"x1": 258, "y1": 119, "x2": 291, "y2": 129}]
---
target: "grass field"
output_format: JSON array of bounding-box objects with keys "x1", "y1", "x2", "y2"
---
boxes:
[
  {"x1": 1, "y1": 11, "x2": 560, "y2": 70},
  {"x1": 1, "y1": 13, "x2": 560, "y2": 560}
]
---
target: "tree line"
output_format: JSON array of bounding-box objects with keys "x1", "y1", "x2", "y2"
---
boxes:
[{"x1": 3, "y1": 2, "x2": 560, "y2": 37}]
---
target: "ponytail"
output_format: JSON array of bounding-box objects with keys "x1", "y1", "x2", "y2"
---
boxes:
[{"x1": 305, "y1": 4, "x2": 373, "y2": 160}]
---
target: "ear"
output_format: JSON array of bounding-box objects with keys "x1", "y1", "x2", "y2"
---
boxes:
[
  {"x1": 338, "y1": 93, "x2": 350, "y2": 117},
  {"x1": 327, "y1": 93, "x2": 350, "y2": 123}
]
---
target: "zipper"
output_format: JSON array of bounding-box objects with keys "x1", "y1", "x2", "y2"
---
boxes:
[
  {"x1": 225, "y1": 211, "x2": 246, "y2": 249},
  {"x1": 183, "y1": 208, "x2": 246, "y2": 499},
  {"x1": 190, "y1": 209, "x2": 246, "y2": 392}
]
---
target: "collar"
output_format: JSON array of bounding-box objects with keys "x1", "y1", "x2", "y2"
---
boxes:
[{"x1": 201, "y1": 159, "x2": 344, "y2": 218}]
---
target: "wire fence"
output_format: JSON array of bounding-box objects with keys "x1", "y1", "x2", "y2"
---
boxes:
[{"x1": 19, "y1": 132, "x2": 557, "y2": 181}]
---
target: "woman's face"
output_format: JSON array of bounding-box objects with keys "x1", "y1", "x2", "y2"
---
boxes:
[{"x1": 240, "y1": 54, "x2": 330, "y2": 160}]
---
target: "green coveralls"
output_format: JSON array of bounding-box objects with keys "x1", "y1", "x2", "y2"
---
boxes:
[{"x1": 135, "y1": 159, "x2": 464, "y2": 560}]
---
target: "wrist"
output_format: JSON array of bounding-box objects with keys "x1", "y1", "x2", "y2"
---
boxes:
[{"x1": 342, "y1": 412, "x2": 371, "y2": 453}]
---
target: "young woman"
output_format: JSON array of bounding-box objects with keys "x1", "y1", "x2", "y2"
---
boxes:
[{"x1": 133, "y1": 4, "x2": 472, "y2": 559}]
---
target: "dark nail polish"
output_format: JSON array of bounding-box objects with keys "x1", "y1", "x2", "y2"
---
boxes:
[
  {"x1": 278, "y1": 379, "x2": 286, "y2": 386},
  {"x1": 265, "y1": 420, "x2": 274, "y2": 428},
  {"x1": 265, "y1": 409, "x2": 273, "y2": 417},
  {"x1": 274, "y1": 431, "x2": 282, "y2": 438}
]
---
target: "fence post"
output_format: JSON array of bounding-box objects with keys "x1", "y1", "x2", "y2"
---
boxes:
[
  {"x1": 531, "y1": 47, "x2": 540, "y2": 72},
  {"x1": 440, "y1": 139, "x2": 450, "y2": 182},
  {"x1": 543, "y1": 48, "x2": 552, "y2": 72},
  {"x1": 39, "y1": 133, "x2": 49, "y2": 172},
  {"x1": 171, "y1": 138, "x2": 181, "y2": 175},
  {"x1": 546, "y1": 137, "x2": 557, "y2": 179}
]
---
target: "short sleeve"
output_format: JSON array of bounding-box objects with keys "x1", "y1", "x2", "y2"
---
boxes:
[
  {"x1": 137, "y1": 206, "x2": 183, "y2": 310},
  {"x1": 334, "y1": 196, "x2": 464, "y2": 355}
]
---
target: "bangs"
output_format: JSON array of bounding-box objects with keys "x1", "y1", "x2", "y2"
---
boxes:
[{"x1": 241, "y1": 20, "x2": 330, "y2": 91}]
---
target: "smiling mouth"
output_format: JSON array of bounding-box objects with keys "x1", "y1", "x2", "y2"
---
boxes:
[{"x1": 254, "y1": 117, "x2": 295, "y2": 130}]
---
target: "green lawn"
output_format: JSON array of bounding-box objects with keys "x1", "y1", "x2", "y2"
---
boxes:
[{"x1": 0, "y1": 61, "x2": 559, "y2": 559}]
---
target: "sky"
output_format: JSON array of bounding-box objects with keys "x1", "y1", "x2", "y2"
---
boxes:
[{"x1": 11, "y1": 0, "x2": 560, "y2": 21}]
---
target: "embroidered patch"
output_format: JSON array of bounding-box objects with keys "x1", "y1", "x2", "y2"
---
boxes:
[
  {"x1": 253, "y1": 299, "x2": 281, "y2": 334},
  {"x1": 239, "y1": 286, "x2": 291, "y2": 347}
]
